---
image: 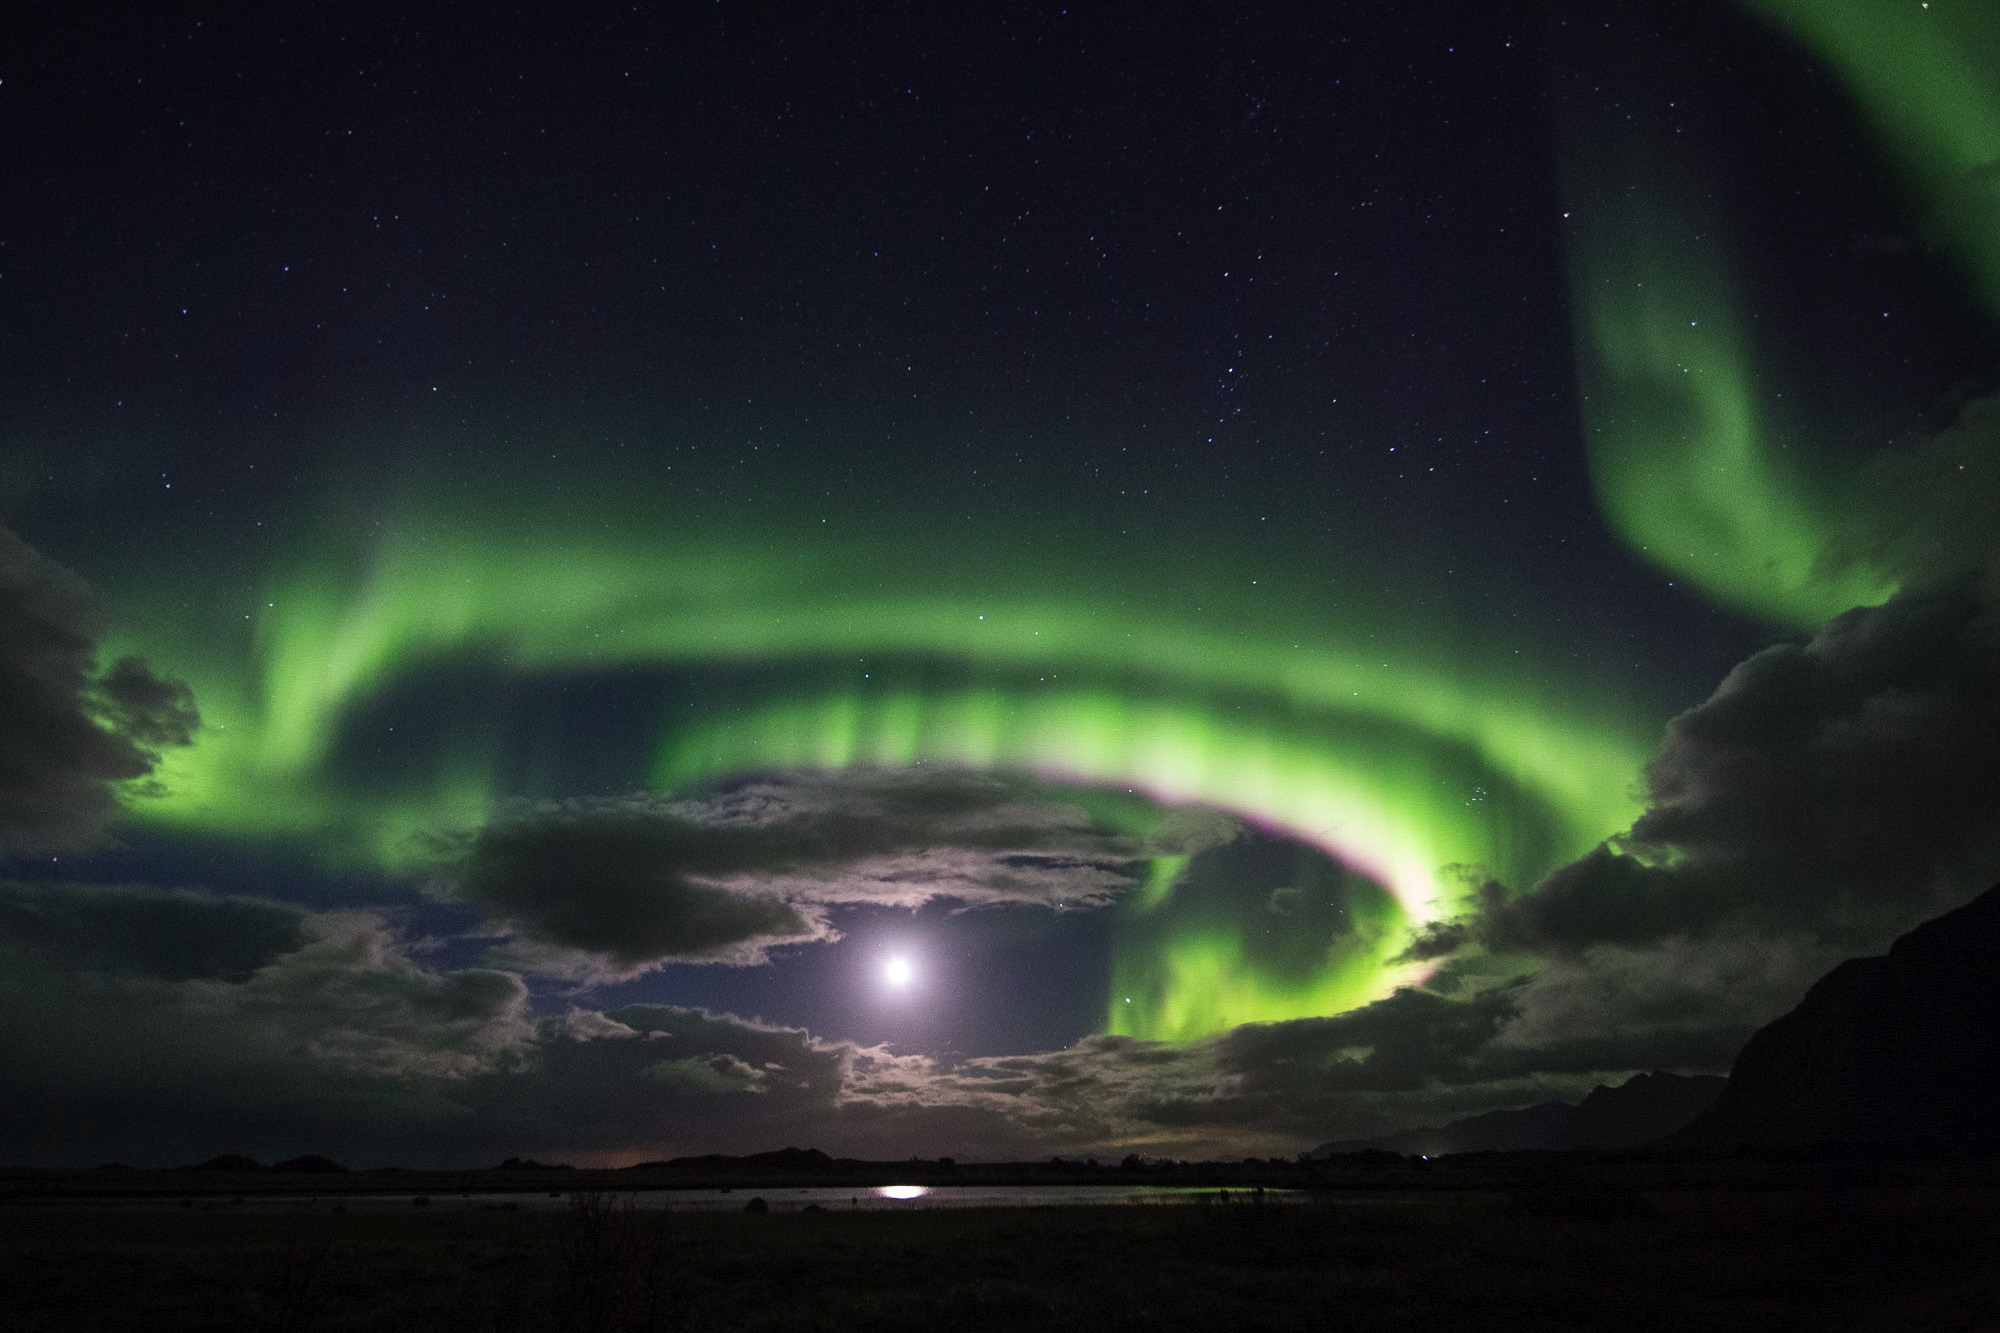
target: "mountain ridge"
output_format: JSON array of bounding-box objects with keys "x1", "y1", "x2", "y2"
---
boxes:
[
  {"x1": 1669, "y1": 883, "x2": 2000, "y2": 1149},
  {"x1": 1311, "y1": 1070, "x2": 1725, "y2": 1157}
]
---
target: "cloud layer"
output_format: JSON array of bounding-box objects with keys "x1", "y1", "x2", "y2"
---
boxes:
[
  {"x1": 0, "y1": 526, "x2": 196, "y2": 853},
  {"x1": 0, "y1": 883, "x2": 534, "y2": 1164},
  {"x1": 454, "y1": 770, "x2": 1236, "y2": 976},
  {"x1": 1488, "y1": 571, "x2": 2000, "y2": 957},
  {"x1": 5, "y1": 548, "x2": 1999, "y2": 1165}
]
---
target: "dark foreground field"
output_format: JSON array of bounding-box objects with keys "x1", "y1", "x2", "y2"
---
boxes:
[{"x1": 3, "y1": 1180, "x2": 1998, "y2": 1332}]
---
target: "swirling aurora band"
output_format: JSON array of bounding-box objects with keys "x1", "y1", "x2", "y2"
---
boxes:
[
  {"x1": 110, "y1": 498, "x2": 1658, "y2": 1039},
  {"x1": 97, "y1": 0, "x2": 1995, "y2": 1042},
  {"x1": 654, "y1": 685, "x2": 1574, "y2": 1039}
]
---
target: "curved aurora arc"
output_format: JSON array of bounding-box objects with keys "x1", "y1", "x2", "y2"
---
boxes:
[
  {"x1": 97, "y1": 3, "x2": 1996, "y2": 1048},
  {"x1": 110, "y1": 497, "x2": 1660, "y2": 1040}
]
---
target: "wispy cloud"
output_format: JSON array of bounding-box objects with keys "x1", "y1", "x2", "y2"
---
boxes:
[{"x1": 448, "y1": 770, "x2": 1236, "y2": 977}]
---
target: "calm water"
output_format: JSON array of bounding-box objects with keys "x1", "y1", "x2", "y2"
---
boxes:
[{"x1": 102, "y1": 1184, "x2": 1306, "y2": 1213}]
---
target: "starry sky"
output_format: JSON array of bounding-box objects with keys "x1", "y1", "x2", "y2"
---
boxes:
[{"x1": 4, "y1": 1, "x2": 2000, "y2": 1166}]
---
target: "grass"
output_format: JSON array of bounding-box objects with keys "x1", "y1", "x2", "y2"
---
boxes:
[{"x1": 0, "y1": 1183, "x2": 1996, "y2": 1330}]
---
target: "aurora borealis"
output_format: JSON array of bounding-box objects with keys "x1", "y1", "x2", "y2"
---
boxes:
[
  {"x1": 119, "y1": 481, "x2": 1660, "y2": 1037},
  {"x1": 5, "y1": 1, "x2": 2000, "y2": 1166}
]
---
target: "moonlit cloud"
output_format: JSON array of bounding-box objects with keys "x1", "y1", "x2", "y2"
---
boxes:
[
  {"x1": 1487, "y1": 573, "x2": 2000, "y2": 957},
  {"x1": 448, "y1": 770, "x2": 1222, "y2": 977},
  {"x1": 0, "y1": 887, "x2": 534, "y2": 1164}
]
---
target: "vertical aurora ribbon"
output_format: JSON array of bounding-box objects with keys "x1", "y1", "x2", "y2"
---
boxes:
[
  {"x1": 1564, "y1": 170, "x2": 1895, "y2": 626},
  {"x1": 1565, "y1": 2, "x2": 2000, "y2": 628},
  {"x1": 1740, "y1": 0, "x2": 2000, "y2": 315}
]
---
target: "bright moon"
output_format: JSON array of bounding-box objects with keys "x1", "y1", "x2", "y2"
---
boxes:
[{"x1": 884, "y1": 956, "x2": 914, "y2": 988}]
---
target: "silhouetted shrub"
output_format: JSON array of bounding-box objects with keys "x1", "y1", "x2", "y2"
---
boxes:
[{"x1": 546, "y1": 1193, "x2": 679, "y2": 1333}]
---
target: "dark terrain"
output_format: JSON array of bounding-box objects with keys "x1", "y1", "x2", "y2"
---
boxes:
[{"x1": 4, "y1": 1157, "x2": 2000, "y2": 1332}]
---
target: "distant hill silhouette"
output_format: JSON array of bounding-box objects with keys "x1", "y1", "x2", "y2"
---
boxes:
[
  {"x1": 183, "y1": 1154, "x2": 348, "y2": 1173},
  {"x1": 628, "y1": 1146, "x2": 838, "y2": 1172},
  {"x1": 1312, "y1": 1100, "x2": 1572, "y2": 1158},
  {"x1": 1670, "y1": 883, "x2": 2000, "y2": 1150},
  {"x1": 270, "y1": 1155, "x2": 346, "y2": 1173},
  {"x1": 189, "y1": 1154, "x2": 263, "y2": 1172},
  {"x1": 1559, "y1": 1071, "x2": 1730, "y2": 1148},
  {"x1": 1311, "y1": 1071, "x2": 1725, "y2": 1157}
]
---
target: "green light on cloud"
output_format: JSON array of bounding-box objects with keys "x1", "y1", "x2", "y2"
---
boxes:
[{"x1": 1107, "y1": 852, "x2": 1408, "y2": 1043}]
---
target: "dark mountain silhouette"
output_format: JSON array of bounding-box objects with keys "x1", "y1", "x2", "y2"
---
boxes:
[
  {"x1": 270, "y1": 1155, "x2": 346, "y2": 1173},
  {"x1": 1558, "y1": 1070, "x2": 1729, "y2": 1149},
  {"x1": 189, "y1": 1154, "x2": 263, "y2": 1172},
  {"x1": 626, "y1": 1146, "x2": 838, "y2": 1172},
  {"x1": 1311, "y1": 1071, "x2": 1724, "y2": 1157},
  {"x1": 1670, "y1": 883, "x2": 2000, "y2": 1150},
  {"x1": 1313, "y1": 1100, "x2": 1573, "y2": 1158}
]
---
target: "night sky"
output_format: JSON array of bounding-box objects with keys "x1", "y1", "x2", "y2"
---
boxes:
[{"x1": 5, "y1": 1, "x2": 2000, "y2": 1166}]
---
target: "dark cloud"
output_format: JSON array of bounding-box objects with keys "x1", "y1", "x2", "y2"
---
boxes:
[
  {"x1": 1486, "y1": 572, "x2": 2000, "y2": 956},
  {"x1": 1392, "y1": 917, "x2": 1474, "y2": 962},
  {"x1": 461, "y1": 810, "x2": 828, "y2": 972},
  {"x1": 0, "y1": 879, "x2": 1726, "y2": 1164},
  {"x1": 1215, "y1": 983, "x2": 1521, "y2": 1096},
  {"x1": 88, "y1": 654, "x2": 199, "y2": 752},
  {"x1": 0, "y1": 525, "x2": 197, "y2": 852},
  {"x1": 1466, "y1": 402, "x2": 2000, "y2": 975},
  {"x1": 455, "y1": 770, "x2": 1235, "y2": 976},
  {"x1": 822, "y1": 978, "x2": 1681, "y2": 1156},
  {"x1": 231, "y1": 913, "x2": 534, "y2": 1079},
  {"x1": 1486, "y1": 938, "x2": 1808, "y2": 1076},
  {"x1": 1304, "y1": 566, "x2": 2000, "y2": 1120},
  {"x1": 0, "y1": 885, "x2": 535, "y2": 1164},
  {"x1": 0, "y1": 880, "x2": 309, "y2": 983},
  {"x1": 458, "y1": 1004, "x2": 856, "y2": 1160}
]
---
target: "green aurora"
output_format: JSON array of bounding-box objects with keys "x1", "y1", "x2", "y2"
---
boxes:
[
  {"x1": 107, "y1": 483, "x2": 1657, "y2": 1039},
  {"x1": 1564, "y1": 167, "x2": 1898, "y2": 627},
  {"x1": 1743, "y1": 0, "x2": 2000, "y2": 312},
  {"x1": 78, "y1": 1, "x2": 1995, "y2": 1042},
  {"x1": 1566, "y1": 0, "x2": 2000, "y2": 628}
]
